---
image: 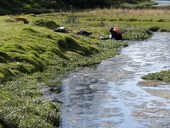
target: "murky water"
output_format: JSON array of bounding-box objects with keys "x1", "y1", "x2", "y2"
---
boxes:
[
  {"x1": 58, "y1": 33, "x2": 170, "y2": 128},
  {"x1": 153, "y1": 0, "x2": 170, "y2": 6}
]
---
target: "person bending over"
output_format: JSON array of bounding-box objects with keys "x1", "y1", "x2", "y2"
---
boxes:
[{"x1": 109, "y1": 27, "x2": 122, "y2": 40}]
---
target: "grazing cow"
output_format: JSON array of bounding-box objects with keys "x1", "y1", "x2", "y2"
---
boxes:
[
  {"x1": 76, "y1": 30, "x2": 92, "y2": 36},
  {"x1": 14, "y1": 17, "x2": 29, "y2": 24},
  {"x1": 54, "y1": 26, "x2": 68, "y2": 33}
]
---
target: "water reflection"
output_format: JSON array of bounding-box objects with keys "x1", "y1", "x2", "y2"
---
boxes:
[{"x1": 153, "y1": 0, "x2": 170, "y2": 7}]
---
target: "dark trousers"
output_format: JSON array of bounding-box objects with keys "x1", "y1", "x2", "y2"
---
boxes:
[{"x1": 111, "y1": 32, "x2": 122, "y2": 40}]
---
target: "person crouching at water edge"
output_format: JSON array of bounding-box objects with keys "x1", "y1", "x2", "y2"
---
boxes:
[{"x1": 109, "y1": 26, "x2": 122, "y2": 40}]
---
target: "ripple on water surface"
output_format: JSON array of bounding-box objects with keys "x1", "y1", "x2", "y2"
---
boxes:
[{"x1": 59, "y1": 33, "x2": 170, "y2": 128}]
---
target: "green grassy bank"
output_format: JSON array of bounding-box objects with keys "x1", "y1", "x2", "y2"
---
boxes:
[
  {"x1": 142, "y1": 70, "x2": 170, "y2": 82},
  {"x1": 0, "y1": 8, "x2": 170, "y2": 127}
]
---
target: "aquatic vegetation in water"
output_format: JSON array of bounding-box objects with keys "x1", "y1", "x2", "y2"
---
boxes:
[{"x1": 142, "y1": 70, "x2": 170, "y2": 82}]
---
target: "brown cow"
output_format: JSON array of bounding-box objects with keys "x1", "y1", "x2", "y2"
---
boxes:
[{"x1": 14, "y1": 17, "x2": 29, "y2": 24}]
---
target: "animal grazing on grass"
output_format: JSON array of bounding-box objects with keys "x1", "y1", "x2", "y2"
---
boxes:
[
  {"x1": 14, "y1": 17, "x2": 29, "y2": 24},
  {"x1": 54, "y1": 26, "x2": 68, "y2": 33},
  {"x1": 76, "y1": 30, "x2": 92, "y2": 36}
]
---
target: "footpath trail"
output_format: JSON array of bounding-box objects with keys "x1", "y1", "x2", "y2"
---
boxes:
[{"x1": 58, "y1": 33, "x2": 170, "y2": 128}]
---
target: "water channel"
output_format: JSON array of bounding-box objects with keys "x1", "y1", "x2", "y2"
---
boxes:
[{"x1": 58, "y1": 33, "x2": 170, "y2": 128}]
